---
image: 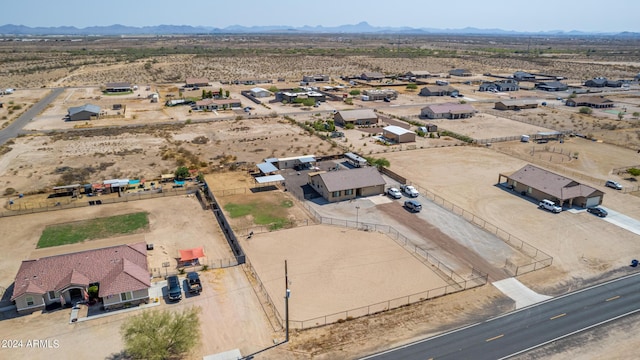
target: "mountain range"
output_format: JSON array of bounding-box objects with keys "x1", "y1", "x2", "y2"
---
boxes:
[{"x1": 0, "y1": 22, "x2": 636, "y2": 37}]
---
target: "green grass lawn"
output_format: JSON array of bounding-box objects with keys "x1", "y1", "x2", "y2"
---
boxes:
[
  {"x1": 37, "y1": 212, "x2": 149, "y2": 248},
  {"x1": 225, "y1": 200, "x2": 293, "y2": 230}
]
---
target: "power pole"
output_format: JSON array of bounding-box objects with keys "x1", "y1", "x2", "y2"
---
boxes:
[{"x1": 285, "y1": 260, "x2": 290, "y2": 343}]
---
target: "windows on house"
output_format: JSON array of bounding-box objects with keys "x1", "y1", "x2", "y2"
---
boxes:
[
  {"x1": 26, "y1": 296, "x2": 34, "y2": 306},
  {"x1": 48, "y1": 291, "x2": 57, "y2": 301},
  {"x1": 344, "y1": 189, "x2": 353, "y2": 195},
  {"x1": 332, "y1": 191, "x2": 341, "y2": 197},
  {"x1": 120, "y1": 292, "x2": 133, "y2": 302}
]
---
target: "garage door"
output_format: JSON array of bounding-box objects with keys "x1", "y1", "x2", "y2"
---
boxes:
[{"x1": 586, "y1": 196, "x2": 601, "y2": 207}]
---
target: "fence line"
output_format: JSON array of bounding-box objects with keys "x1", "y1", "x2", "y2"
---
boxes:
[
  {"x1": 243, "y1": 257, "x2": 285, "y2": 331},
  {"x1": 149, "y1": 257, "x2": 240, "y2": 279},
  {"x1": 0, "y1": 187, "x2": 198, "y2": 217}
]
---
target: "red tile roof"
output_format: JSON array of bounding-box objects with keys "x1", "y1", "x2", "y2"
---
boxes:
[{"x1": 11, "y1": 243, "x2": 149, "y2": 300}]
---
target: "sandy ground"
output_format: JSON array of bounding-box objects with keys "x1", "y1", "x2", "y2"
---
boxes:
[{"x1": 241, "y1": 225, "x2": 449, "y2": 325}]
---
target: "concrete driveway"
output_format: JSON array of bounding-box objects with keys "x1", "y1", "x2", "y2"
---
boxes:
[{"x1": 600, "y1": 207, "x2": 640, "y2": 236}]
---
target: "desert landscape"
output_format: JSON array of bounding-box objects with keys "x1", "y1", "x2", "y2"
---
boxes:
[{"x1": 1, "y1": 33, "x2": 640, "y2": 359}]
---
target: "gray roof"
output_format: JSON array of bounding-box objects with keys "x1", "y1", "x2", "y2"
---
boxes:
[
  {"x1": 317, "y1": 167, "x2": 385, "y2": 192},
  {"x1": 68, "y1": 104, "x2": 101, "y2": 116},
  {"x1": 257, "y1": 162, "x2": 278, "y2": 174},
  {"x1": 422, "y1": 102, "x2": 475, "y2": 114},
  {"x1": 105, "y1": 82, "x2": 131, "y2": 88},
  {"x1": 508, "y1": 164, "x2": 600, "y2": 200},
  {"x1": 336, "y1": 109, "x2": 377, "y2": 121}
]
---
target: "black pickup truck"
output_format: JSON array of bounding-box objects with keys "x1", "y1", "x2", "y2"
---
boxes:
[
  {"x1": 167, "y1": 275, "x2": 182, "y2": 301},
  {"x1": 186, "y1": 272, "x2": 202, "y2": 294}
]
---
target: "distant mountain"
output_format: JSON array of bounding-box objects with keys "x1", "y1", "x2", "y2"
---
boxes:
[{"x1": 0, "y1": 22, "x2": 633, "y2": 36}]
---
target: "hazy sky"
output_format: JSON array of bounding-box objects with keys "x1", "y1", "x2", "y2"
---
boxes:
[{"x1": 1, "y1": 0, "x2": 637, "y2": 33}]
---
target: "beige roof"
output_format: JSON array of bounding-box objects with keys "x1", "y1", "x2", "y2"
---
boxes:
[
  {"x1": 423, "y1": 102, "x2": 475, "y2": 114},
  {"x1": 316, "y1": 167, "x2": 385, "y2": 192},
  {"x1": 568, "y1": 96, "x2": 613, "y2": 105},
  {"x1": 336, "y1": 109, "x2": 377, "y2": 121},
  {"x1": 186, "y1": 77, "x2": 209, "y2": 85},
  {"x1": 496, "y1": 99, "x2": 538, "y2": 107},
  {"x1": 507, "y1": 164, "x2": 601, "y2": 200}
]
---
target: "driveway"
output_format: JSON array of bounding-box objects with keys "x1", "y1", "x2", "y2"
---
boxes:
[{"x1": 600, "y1": 207, "x2": 640, "y2": 236}]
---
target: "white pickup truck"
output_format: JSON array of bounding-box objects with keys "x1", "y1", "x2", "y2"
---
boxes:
[
  {"x1": 400, "y1": 184, "x2": 419, "y2": 198},
  {"x1": 539, "y1": 199, "x2": 562, "y2": 213}
]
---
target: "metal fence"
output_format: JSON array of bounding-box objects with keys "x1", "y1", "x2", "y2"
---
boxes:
[
  {"x1": 150, "y1": 257, "x2": 241, "y2": 279},
  {"x1": 1, "y1": 187, "x2": 198, "y2": 217},
  {"x1": 243, "y1": 257, "x2": 285, "y2": 332}
]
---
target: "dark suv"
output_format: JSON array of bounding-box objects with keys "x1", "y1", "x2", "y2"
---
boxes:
[{"x1": 167, "y1": 275, "x2": 182, "y2": 301}]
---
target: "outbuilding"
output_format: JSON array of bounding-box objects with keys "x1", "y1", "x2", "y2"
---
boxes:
[
  {"x1": 249, "y1": 87, "x2": 272, "y2": 98},
  {"x1": 104, "y1": 82, "x2": 132, "y2": 93},
  {"x1": 68, "y1": 104, "x2": 101, "y2": 121},
  {"x1": 382, "y1": 125, "x2": 416, "y2": 143}
]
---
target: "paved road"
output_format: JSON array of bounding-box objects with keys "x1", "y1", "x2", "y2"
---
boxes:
[
  {"x1": 361, "y1": 273, "x2": 640, "y2": 360},
  {"x1": 0, "y1": 87, "x2": 65, "y2": 146}
]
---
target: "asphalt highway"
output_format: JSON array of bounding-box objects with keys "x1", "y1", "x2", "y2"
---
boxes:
[
  {"x1": 0, "y1": 87, "x2": 64, "y2": 146},
  {"x1": 362, "y1": 273, "x2": 640, "y2": 360}
]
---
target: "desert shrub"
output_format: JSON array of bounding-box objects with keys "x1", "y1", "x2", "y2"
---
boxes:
[
  {"x1": 627, "y1": 168, "x2": 640, "y2": 177},
  {"x1": 4, "y1": 187, "x2": 16, "y2": 196},
  {"x1": 349, "y1": 89, "x2": 361, "y2": 96},
  {"x1": 579, "y1": 107, "x2": 593, "y2": 115}
]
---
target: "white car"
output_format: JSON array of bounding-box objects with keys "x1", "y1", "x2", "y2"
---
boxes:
[
  {"x1": 605, "y1": 180, "x2": 622, "y2": 190},
  {"x1": 387, "y1": 187, "x2": 402, "y2": 199},
  {"x1": 400, "y1": 184, "x2": 419, "y2": 198},
  {"x1": 539, "y1": 199, "x2": 562, "y2": 213}
]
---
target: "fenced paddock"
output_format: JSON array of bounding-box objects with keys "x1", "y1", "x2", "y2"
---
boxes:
[{"x1": 240, "y1": 224, "x2": 486, "y2": 330}]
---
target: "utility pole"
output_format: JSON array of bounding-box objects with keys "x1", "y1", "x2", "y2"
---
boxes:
[{"x1": 285, "y1": 260, "x2": 290, "y2": 343}]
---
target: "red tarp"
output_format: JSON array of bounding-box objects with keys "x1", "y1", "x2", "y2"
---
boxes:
[{"x1": 179, "y1": 247, "x2": 205, "y2": 261}]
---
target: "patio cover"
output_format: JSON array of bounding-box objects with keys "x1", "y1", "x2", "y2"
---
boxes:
[
  {"x1": 257, "y1": 162, "x2": 278, "y2": 174},
  {"x1": 179, "y1": 247, "x2": 205, "y2": 262},
  {"x1": 299, "y1": 156, "x2": 315, "y2": 164},
  {"x1": 255, "y1": 174, "x2": 285, "y2": 184}
]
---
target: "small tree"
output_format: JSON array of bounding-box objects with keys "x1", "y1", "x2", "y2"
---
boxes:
[
  {"x1": 579, "y1": 107, "x2": 593, "y2": 115},
  {"x1": 618, "y1": 112, "x2": 625, "y2": 121},
  {"x1": 268, "y1": 86, "x2": 279, "y2": 93},
  {"x1": 219, "y1": 88, "x2": 224, "y2": 98},
  {"x1": 406, "y1": 83, "x2": 418, "y2": 90},
  {"x1": 175, "y1": 166, "x2": 190, "y2": 180},
  {"x1": 349, "y1": 89, "x2": 361, "y2": 96},
  {"x1": 121, "y1": 307, "x2": 201, "y2": 360},
  {"x1": 225, "y1": 90, "x2": 230, "y2": 98}
]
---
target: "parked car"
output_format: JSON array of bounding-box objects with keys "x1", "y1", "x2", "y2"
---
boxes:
[
  {"x1": 387, "y1": 187, "x2": 402, "y2": 199},
  {"x1": 404, "y1": 200, "x2": 422, "y2": 212},
  {"x1": 586, "y1": 207, "x2": 608, "y2": 217},
  {"x1": 605, "y1": 180, "x2": 622, "y2": 190},
  {"x1": 186, "y1": 272, "x2": 202, "y2": 294},
  {"x1": 539, "y1": 199, "x2": 562, "y2": 213},
  {"x1": 167, "y1": 275, "x2": 182, "y2": 301},
  {"x1": 400, "y1": 184, "x2": 419, "y2": 198}
]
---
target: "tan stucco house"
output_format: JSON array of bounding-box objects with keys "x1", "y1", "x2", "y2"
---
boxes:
[{"x1": 308, "y1": 167, "x2": 385, "y2": 202}]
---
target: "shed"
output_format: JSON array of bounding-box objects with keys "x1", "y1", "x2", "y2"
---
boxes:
[
  {"x1": 382, "y1": 125, "x2": 416, "y2": 143},
  {"x1": 249, "y1": 87, "x2": 272, "y2": 98},
  {"x1": 104, "y1": 82, "x2": 131, "y2": 93}
]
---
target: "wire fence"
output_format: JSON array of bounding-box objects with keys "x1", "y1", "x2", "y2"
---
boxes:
[{"x1": 149, "y1": 257, "x2": 241, "y2": 279}]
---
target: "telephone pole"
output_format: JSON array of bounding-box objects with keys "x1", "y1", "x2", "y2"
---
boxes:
[{"x1": 285, "y1": 259, "x2": 290, "y2": 342}]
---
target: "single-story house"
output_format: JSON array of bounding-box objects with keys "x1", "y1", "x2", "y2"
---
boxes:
[
  {"x1": 11, "y1": 242, "x2": 150, "y2": 315},
  {"x1": 104, "y1": 82, "x2": 132, "y2": 93},
  {"x1": 360, "y1": 72, "x2": 385, "y2": 81},
  {"x1": 278, "y1": 91, "x2": 326, "y2": 103},
  {"x1": 185, "y1": 77, "x2": 209, "y2": 88},
  {"x1": 479, "y1": 82, "x2": 498, "y2": 92},
  {"x1": 362, "y1": 89, "x2": 398, "y2": 101},
  {"x1": 302, "y1": 74, "x2": 330, "y2": 83},
  {"x1": 449, "y1": 69, "x2": 472, "y2": 77},
  {"x1": 535, "y1": 81, "x2": 568, "y2": 91},
  {"x1": 513, "y1": 71, "x2": 535, "y2": 81},
  {"x1": 480, "y1": 80, "x2": 519, "y2": 92},
  {"x1": 499, "y1": 164, "x2": 604, "y2": 208},
  {"x1": 234, "y1": 78, "x2": 273, "y2": 85},
  {"x1": 419, "y1": 85, "x2": 458, "y2": 97},
  {"x1": 382, "y1": 125, "x2": 416, "y2": 143},
  {"x1": 334, "y1": 109, "x2": 378, "y2": 126},
  {"x1": 584, "y1": 77, "x2": 622, "y2": 88},
  {"x1": 565, "y1": 96, "x2": 614, "y2": 108},
  {"x1": 494, "y1": 99, "x2": 539, "y2": 111},
  {"x1": 406, "y1": 70, "x2": 431, "y2": 79},
  {"x1": 68, "y1": 104, "x2": 101, "y2": 121},
  {"x1": 496, "y1": 79, "x2": 520, "y2": 91},
  {"x1": 194, "y1": 99, "x2": 242, "y2": 110},
  {"x1": 249, "y1": 87, "x2": 272, "y2": 98},
  {"x1": 308, "y1": 167, "x2": 385, "y2": 203},
  {"x1": 421, "y1": 102, "x2": 476, "y2": 119}
]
